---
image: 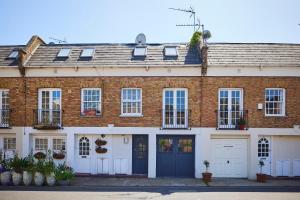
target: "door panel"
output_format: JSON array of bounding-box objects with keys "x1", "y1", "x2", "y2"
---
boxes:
[
  {"x1": 258, "y1": 137, "x2": 271, "y2": 175},
  {"x1": 211, "y1": 139, "x2": 247, "y2": 178},
  {"x1": 75, "y1": 136, "x2": 91, "y2": 173},
  {"x1": 156, "y1": 135, "x2": 195, "y2": 177},
  {"x1": 132, "y1": 135, "x2": 148, "y2": 175}
]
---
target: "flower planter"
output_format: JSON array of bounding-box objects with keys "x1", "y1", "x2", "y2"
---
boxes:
[
  {"x1": 239, "y1": 125, "x2": 246, "y2": 130},
  {"x1": 202, "y1": 172, "x2": 212, "y2": 183},
  {"x1": 34, "y1": 152, "x2": 46, "y2": 160},
  {"x1": 95, "y1": 139, "x2": 107, "y2": 146},
  {"x1": 34, "y1": 172, "x2": 45, "y2": 186},
  {"x1": 95, "y1": 147, "x2": 107, "y2": 154},
  {"x1": 46, "y1": 173, "x2": 56, "y2": 186},
  {"x1": 53, "y1": 152, "x2": 65, "y2": 160},
  {"x1": 83, "y1": 110, "x2": 96, "y2": 116},
  {"x1": 256, "y1": 173, "x2": 267, "y2": 183},
  {"x1": 0, "y1": 171, "x2": 11, "y2": 185},
  {"x1": 23, "y1": 171, "x2": 33, "y2": 186},
  {"x1": 12, "y1": 171, "x2": 22, "y2": 186}
]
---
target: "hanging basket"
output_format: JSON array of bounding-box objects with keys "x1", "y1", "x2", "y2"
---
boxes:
[
  {"x1": 53, "y1": 152, "x2": 65, "y2": 160},
  {"x1": 95, "y1": 139, "x2": 107, "y2": 146},
  {"x1": 95, "y1": 147, "x2": 107, "y2": 154},
  {"x1": 34, "y1": 152, "x2": 46, "y2": 160}
]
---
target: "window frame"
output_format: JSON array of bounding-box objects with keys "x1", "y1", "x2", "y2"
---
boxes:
[
  {"x1": 133, "y1": 46, "x2": 147, "y2": 57},
  {"x1": 8, "y1": 50, "x2": 18, "y2": 59},
  {"x1": 80, "y1": 48, "x2": 95, "y2": 58},
  {"x1": 164, "y1": 46, "x2": 178, "y2": 56},
  {"x1": 264, "y1": 88, "x2": 286, "y2": 117},
  {"x1": 34, "y1": 138, "x2": 49, "y2": 152},
  {"x1": 3, "y1": 137, "x2": 16, "y2": 151},
  {"x1": 80, "y1": 88, "x2": 102, "y2": 116},
  {"x1": 0, "y1": 89, "x2": 9, "y2": 127},
  {"x1": 162, "y1": 88, "x2": 188, "y2": 128},
  {"x1": 52, "y1": 138, "x2": 66, "y2": 152},
  {"x1": 120, "y1": 88, "x2": 143, "y2": 117},
  {"x1": 57, "y1": 48, "x2": 71, "y2": 58}
]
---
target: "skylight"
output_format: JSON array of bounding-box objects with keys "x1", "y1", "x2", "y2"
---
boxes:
[
  {"x1": 134, "y1": 46, "x2": 147, "y2": 57},
  {"x1": 57, "y1": 48, "x2": 71, "y2": 57},
  {"x1": 8, "y1": 50, "x2": 18, "y2": 59},
  {"x1": 164, "y1": 46, "x2": 178, "y2": 56},
  {"x1": 80, "y1": 48, "x2": 95, "y2": 58}
]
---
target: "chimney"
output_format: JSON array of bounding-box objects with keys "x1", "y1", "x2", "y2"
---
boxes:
[
  {"x1": 197, "y1": 36, "x2": 208, "y2": 76},
  {"x1": 18, "y1": 35, "x2": 45, "y2": 76}
]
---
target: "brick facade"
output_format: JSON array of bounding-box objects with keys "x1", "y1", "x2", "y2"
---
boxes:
[{"x1": 1, "y1": 75, "x2": 299, "y2": 128}]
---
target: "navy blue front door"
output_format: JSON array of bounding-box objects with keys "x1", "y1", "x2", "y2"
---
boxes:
[
  {"x1": 132, "y1": 135, "x2": 148, "y2": 175},
  {"x1": 156, "y1": 135, "x2": 195, "y2": 177}
]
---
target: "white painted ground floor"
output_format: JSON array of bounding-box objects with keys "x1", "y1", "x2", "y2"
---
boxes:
[{"x1": 0, "y1": 126, "x2": 300, "y2": 179}]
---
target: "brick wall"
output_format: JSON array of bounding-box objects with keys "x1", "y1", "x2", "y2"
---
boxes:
[
  {"x1": 25, "y1": 77, "x2": 201, "y2": 127},
  {"x1": 201, "y1": 77, "x2": 300, "y2": 128},
  {"x1": 2, "y1": 76, "x2": 299, "y2": 128}
]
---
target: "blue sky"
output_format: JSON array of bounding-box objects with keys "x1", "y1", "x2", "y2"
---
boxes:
[{"x1": 0, "y1": 0, "x2": 299, "y2": 45}]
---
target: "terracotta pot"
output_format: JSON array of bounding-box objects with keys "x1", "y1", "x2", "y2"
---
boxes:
[
  {"x1": 12, "y1": 171, "x2": 22, "y2": 186},
  {"x1": 256, "y1": 173, "x2": 267, "y2": 183},
  {"x1": 1, "y1": 171, "x2": 11, "y2": 185},
  {"x1": 202, "y1": 172, "x2": 212, "y2": 182},
  {"x1": 239, "y1": 125, "x2": 245, "y2": 130},
  {"x1": 23, "y1": 171, "x2": 33, "y2": 186}
]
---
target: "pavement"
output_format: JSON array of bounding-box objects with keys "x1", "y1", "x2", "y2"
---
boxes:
[{"x1": 0, "y1": 177, "x2": 300, "y2": 200}]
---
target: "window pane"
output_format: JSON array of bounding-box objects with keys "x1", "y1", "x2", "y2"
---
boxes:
[
  {"x1": 158, "y1": 139, "x2": 173, "y2": 152},
  {"x1": 178, "y1": 139, "x2": 193, "y2": 153}
]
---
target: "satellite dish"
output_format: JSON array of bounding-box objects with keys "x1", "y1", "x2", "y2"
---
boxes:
[
  {"x1": 203, "y1": 30, "x2": 212, "y2": 40},
  {"x1": 135, "y1": 33, "x2": 146, "y2": 45}
]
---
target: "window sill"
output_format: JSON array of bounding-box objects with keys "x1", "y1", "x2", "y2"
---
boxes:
[
  {"x1": 119, "y1": 114, "x2": 143, "y2": 118},
  {"x1": 80, "y1": 115, "x2": 101, "y2": 118},
  {"x1": 264, "y1": 114, "x2": 287, "y2": 118}
]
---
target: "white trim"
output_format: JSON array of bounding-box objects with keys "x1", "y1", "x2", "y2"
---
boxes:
[
  {"x1": 264, "y1": 88, "x2": 286, "y2": 117},
  {"x1": 218, "y1": 88, "x2": 244, "y2": 128},
  {"x1": 121, "y1": 88, "x2": 142, "y2": 116},
  {"x1": 162, "y1": 88, "x2": 188, "y2": 128},
  {"x1": 80, "y1": 88, "x2": 102, "y2": 116}
]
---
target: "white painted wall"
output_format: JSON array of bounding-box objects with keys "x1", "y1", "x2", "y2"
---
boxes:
[{"x1": 272, "y1": 136, "x2": 300, "y2": 177}]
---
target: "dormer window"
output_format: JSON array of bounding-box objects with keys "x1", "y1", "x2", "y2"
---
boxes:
[
  {"x1": 57, "y1": 48, "x2": 71, "y2": 58},
  {"x1": 134, "y1": 46, "x2": 147, "y2": 57},
  {"x1": 164, "y1": 46, "x2": 178, "y2": 57},
  {"x1": 8, "y1": 50, "x2": 18, "y2": 59},
  {"x1": 80, "y1": 48, "x2": 95, "y2": 58}
]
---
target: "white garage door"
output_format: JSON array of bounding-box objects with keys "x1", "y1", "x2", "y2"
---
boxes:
[{"x1": 211, "y1": 139, "x2": 248, "y2": 178}]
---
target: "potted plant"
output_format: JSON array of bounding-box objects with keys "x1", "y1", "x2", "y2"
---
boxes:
[
  {"x1": 44, "y1": 160, "x2": 56, "y2": 186},
  {"x1": 238, "y1": 117, "x2": 246, "y2": 130},
  {"x1": 83, "y1": 109, "x2": 96, "y2": 116},
  {"x1": 34, "y1": 152, "x2": 46, "y2": 160},
  {"x1": 202, "y1": 160, "x2": 212, "y2": 183},
  {"x1": 95, "y1": 139, "x2": 107, "y2": 146},
  {"x1": 0, "y1": 152, "x2": 11, "y2": 185},
  {"x1": 55, "y1": 163, "x2": 74, "y2": 186},
  {"x1": 33, "y1": 160, "x2": 45, "y2": 186},
  {"x1": 23, "y1": 155, "x2": 34, "y2": 186},
  {"x1": 256, "y1": 160, "x2": 267, "y2": 183},
  {"x1": 53, "y1": 151, "x2": 65, "y2": 160},
  {"x1": 95, "y1": 146, "x2": 107, "y2": 154},
  {"x1": 9, "y1": 155, "x2": 25, "y2": 186}
]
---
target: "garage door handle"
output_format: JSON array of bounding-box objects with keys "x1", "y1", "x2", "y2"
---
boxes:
[{"x1": 227, "y1": 160, "x2": 230, "y2": 164}]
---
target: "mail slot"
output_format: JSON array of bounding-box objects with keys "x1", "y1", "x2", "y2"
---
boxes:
[
  {"x1": 81, "y1": 156, "x2": 87, "y2": 158},
  {"x1": 224, "y1": 145, "x2": 233, "y2": 147}
]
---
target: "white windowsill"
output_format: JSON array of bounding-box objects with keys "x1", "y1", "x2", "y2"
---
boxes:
[{"x1": 119, "y1": 114, "x2": 143, "y2": 117}]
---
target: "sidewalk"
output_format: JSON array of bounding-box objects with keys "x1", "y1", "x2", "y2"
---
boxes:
[{"x1": 72, "y1": 176, "x2": 300, "y2": 187}]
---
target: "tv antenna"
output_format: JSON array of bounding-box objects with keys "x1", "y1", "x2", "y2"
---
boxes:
[
  {"x1": 169, "y1": 7, "x2": 201, "y2": 32},
  {"x1": 49, "y1": 37, "x2": 67, "y2": 44}
]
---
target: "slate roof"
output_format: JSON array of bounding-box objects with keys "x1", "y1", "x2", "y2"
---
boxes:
[
  {"x1": 0, "y1": 45, "x2": 24, "y2": 66},
  {"x1": 207, "y1": 43, "x2": 300, "y2": 67},
  {"x1": 26, "y1": 43, "x2": 201, "y2": 67}
]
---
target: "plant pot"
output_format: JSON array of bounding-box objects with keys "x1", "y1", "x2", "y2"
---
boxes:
[
  {"x1": 256, "y1": 173, "x2": 267, "y2": 183},
  {"x1": 34, "y1": 152, "x2": 46, "y2": 160},
  {"x1": 53, "y1": 152, "x2": 65, "y2": 160},
  {"x1": 12, "y1": 171, "x2": 22, "y2": 186},
  {"x1": 58, "y1": 180, "x2": 71, "y2": 186},
  {"x1": 34, "y1": 172, "x2": 45, "y2": 186},
  {"x1": 23, "y1": 171, "x2": 33, "y2": 186},
  {"x1": 95, "y1": 139, "x2": 107, "y2": 146},
  {"x1": 202, "y1": 172, "x2": 212, "y2": 182},
  {"x1": 46, "y1": 172, "x2": 56, "y2": 186},
  {"x1": 239, "y1": 125, "x2": 245, "y2": 130},
  {"x1": 0, "y1": 171, "x2": 11, "y2": 185},
  {"x1": 95, "y1": 147, "x2": 107, "y2": 154}
]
